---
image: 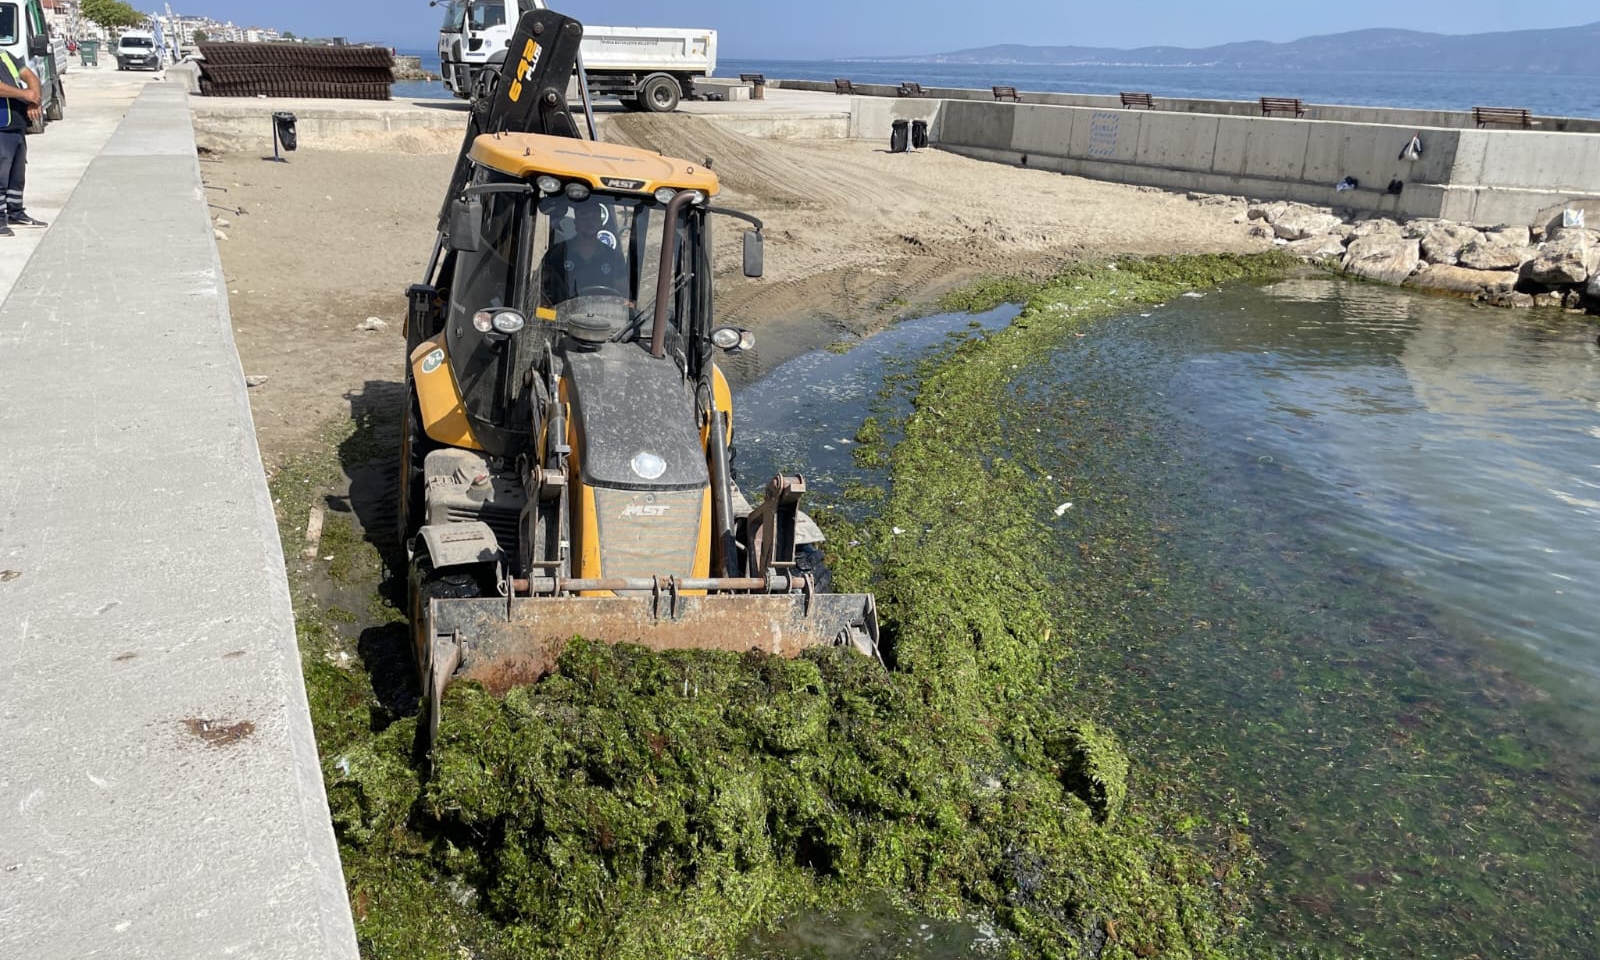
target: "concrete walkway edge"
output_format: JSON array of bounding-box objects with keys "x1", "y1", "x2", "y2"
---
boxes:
[{"x1": 0, "y1": 84, "x2": 359, "y2": 959}]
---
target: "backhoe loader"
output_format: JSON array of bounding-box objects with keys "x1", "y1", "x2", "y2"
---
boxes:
[{"x1": 401, "y1": 9, "x2": 879, "y2": 746}]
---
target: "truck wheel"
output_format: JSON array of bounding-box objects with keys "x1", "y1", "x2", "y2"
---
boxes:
[
  {"x1": 44, "y1": 80, "x2": 64, "y2": 121},
  {"x1": 639, "y1": 73, "x2": 680, "y2": 113}
]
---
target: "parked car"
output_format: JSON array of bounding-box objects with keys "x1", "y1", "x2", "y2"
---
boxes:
[{"x1": 115, "y1": 30, "x2": 159, "y2": 71}]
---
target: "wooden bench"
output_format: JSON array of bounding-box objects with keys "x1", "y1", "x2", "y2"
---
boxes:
[
  {"x1": 1473, "y1": 106, "x2": 1533, "y2": 128},
  {"x1": 898, "y1": 81, "x2": 926, "y2": 98},
  {"x1": 992, "y1": 85, "x2": 1021, "y2": 102},
  {"x1": 833, "y1": 78, "x2": 855, "y2": 95},
  {"x1": 1119, "y1": 91, "x2": 1154, "y2": 109},
  {"x1": 1259, "y1": 97, "x2": 1305, "y2": 117}
]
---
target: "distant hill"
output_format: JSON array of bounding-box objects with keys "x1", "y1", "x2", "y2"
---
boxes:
[{"x1": 901, "y1": 22, "x2": 1600, "y2": 75}]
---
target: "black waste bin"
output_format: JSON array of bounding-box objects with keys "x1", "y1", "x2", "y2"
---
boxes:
[
  {"x1": 273, "y1": 111, "x2": 299, "y2": 152},
  {"x1": 911, "y1": 119, "x2": 929, "y2": 149},
  {"x1": 889, "y1": 119, "x2": 909, "y2": 153}
]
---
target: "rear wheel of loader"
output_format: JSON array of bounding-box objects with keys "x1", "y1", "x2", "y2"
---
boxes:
[
  {"x1": 640, "y1": 73, "x2": 681, "y2": 113},
  {"x1": 397, "y1": 392, "x2": 429, "y2": 547}
]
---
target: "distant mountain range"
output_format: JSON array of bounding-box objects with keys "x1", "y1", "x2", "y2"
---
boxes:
[{"x1": 890, "y1": 21, "x2": 1600, "y2": 75}]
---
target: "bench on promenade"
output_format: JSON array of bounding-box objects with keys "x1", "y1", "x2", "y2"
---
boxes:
[
  {"x1": 1119, "y1": 91, "x2": 1154, "y2": 109},
  {"x1": 833, "y1": 77, "x2": 855, "y2": 95},
  {"x1": 1473, "y1": 106, "x2": 1533, "y2": 128},
  {"x1": 1259, "y1": 96, "x2": 1305, "y2": 117},
  {"x1": 992, "y1": 85, "x2": 1021, "y2": 102},
  {"x1": 739, "y1": 73, "x2": 766, "y2": 100},
  {"x1": 898, "y1": 81, "x2": 927, "y2": 97}
]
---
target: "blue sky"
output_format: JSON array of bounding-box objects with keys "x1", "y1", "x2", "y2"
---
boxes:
[{"x1": 191, "y1": 2, "x2": 1595, "y2": 60}]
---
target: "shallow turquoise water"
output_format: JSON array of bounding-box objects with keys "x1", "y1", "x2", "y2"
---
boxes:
[{"x1": 736, "y1": 279, "x2": 1600, "y2": 957}]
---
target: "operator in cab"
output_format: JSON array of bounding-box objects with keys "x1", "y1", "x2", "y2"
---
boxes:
[{"x1": 539, "y1": 200, "x2": 630, "y2": 306}]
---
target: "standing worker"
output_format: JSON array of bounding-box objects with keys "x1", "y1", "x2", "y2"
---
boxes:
[{"x1": 0, "y1": 48, "x2": 47, "y2": 238}]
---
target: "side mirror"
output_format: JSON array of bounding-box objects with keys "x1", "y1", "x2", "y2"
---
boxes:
[
  {"x1": 447, "y1": 197, "x2": 484, "y2": 253},
  {"x1": 742, "y1": 229, "x2": 764, "y2": 279},
  {"x1": 29, "y1": 34, "x2": 49, "y2": 58}
]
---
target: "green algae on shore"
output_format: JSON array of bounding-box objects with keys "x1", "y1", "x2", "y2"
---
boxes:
[{"x1": 293, "y1": 253, "x2": 1298, "y2": 958}]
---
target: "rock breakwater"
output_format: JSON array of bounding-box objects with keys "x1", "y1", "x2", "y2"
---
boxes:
[{"x1": 1234, "y1": 198, "x2": 1600, "y2": 312}]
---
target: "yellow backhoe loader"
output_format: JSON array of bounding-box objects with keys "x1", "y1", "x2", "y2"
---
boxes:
[{"x1": 401, "y1": 9, "x2": 879, "y2": 745}]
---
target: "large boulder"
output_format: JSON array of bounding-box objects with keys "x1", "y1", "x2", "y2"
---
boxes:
[
  {"x1": 1458, "y1": 237, "x2": 1533, "y2": 271},
  {"x1": 1343, "y1": 234, "x2": 1421, "y2": 285},
  {"x1": 1273, "y1": 209, "x2": 1344, "y2": 241},
  {"x1": 1522, "y1": 230, "x2": 1600, "y2": 285},
  {"x1": 1247, "y1": 201, "x2": 1289, "y2": 222},
  {"x1": 1405, "y1": 264, "x2": 1519, "y2": 301},
  {"x1": 1485, "y1": 224, "x2": 1532, "y2": 247},
  {"x1": 1349, "y1": 217, "x2": 1402, "y2": 239},
  {"x1": 1419, "y1": 221, "x2": 1482, "y2": 265},
  {"x1": 1285, "y1": 235, "x2": 1348, "y2": 258}
]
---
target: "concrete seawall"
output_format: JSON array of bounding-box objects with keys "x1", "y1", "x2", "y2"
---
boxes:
[
  {"x1": 847, "y1": 94, "x2": 1600, "y2": 225},
  {"x1": 777, "y1": 79, "x2": 1600, "y2": 135},
  {"x1": 0, "y1": 84, "x2": 359, "y2": 959}
]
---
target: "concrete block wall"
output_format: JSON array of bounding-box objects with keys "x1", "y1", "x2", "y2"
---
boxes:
[
  {"x1": 775, "y1": 78, "x2": 1600, "y2": 134},
  {"x1": 927, "y1": 97, "x2": 1598, "y2": 225}
]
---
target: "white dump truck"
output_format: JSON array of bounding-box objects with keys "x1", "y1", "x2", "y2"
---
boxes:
[{"x1": 436, "y1": 0, "x2": 716, "y2": 112}]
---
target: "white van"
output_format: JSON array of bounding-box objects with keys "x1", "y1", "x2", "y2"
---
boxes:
[
  {"x1": 0, "y1": 0, "x2": 65, "y2": 130},
  {"x1": 115, "y1": 29, "x2": 159, "y2": 71}
]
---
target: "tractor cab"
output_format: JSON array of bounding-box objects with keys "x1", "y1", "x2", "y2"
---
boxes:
[{"x1": 419, "y1": 131, "x2": 743, "y2": 461}]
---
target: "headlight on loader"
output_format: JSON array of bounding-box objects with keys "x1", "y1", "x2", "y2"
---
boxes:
[
  {"x1": 474, "y1": 309, "x2": 527, "y2": 334},
  {"x1": 711, "y1": 326, "x2": 754, "y2": 351}
]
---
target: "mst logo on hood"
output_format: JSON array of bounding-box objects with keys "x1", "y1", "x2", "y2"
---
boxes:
[{"x1": 600, "y1": 177, "x2": 647, "y2": 191}]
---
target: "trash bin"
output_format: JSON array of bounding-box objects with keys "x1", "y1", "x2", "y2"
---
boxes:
[
  {"x1": 911, "y1": 119, "x2": 929, "y2": 149},
  {"x1": 79, "y1": 39, "x2": 99, "y2": 67},
  {"x1": 273, "y1": 112, "x2": 299, "y2": 152},
  {"x1": 889, "y1": 119, "x2": 909, "y2": 154}
]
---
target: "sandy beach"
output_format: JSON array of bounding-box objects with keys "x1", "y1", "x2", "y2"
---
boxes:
[{"x1": 206, "y1": 113, "x2": 1266, "y2": 465}]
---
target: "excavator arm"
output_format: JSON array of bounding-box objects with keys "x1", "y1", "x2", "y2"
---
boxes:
[
  {"x1": 412, "y1": 8, "x2": 588, "y2": 347},
  {"x1": 436, "y1": 8, "x2": 588, "y2": 232}
]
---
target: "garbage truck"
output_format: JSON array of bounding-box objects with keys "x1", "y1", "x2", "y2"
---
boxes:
[{"x1": 436, "y1": 0, "x2": 715, "y2": 112}]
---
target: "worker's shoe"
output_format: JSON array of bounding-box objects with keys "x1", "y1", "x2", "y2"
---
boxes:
[
  {"x1": 0, "y1": 222, "x2": 12, "y2": 237},
  {"x1": 7, "y1": 211, "x2": 46, "y2": 227}
]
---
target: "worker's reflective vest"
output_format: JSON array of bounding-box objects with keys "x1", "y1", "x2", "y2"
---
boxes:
[{"x1": 1, "y1": 51, "x2": 26, "y2": 131}]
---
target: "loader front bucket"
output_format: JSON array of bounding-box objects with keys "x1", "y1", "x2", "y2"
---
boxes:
[{"x1": 419, "y1": 591, "x2": 880, "y2": 747}]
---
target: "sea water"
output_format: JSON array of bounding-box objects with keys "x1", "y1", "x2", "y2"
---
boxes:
[{"x1": 735, "y1": 280, "x2": 1600, "y2": 957}]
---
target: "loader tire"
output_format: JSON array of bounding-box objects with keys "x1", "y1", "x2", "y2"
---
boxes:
[
  {"x1": 794, "y1": 542, "x2": 832, "y2": 595},
  {"x1": 409, "y1": 553, "x2": 485, "y2": 749},
  {"x1": 397, "y1": 391, "x2": 428, "y2": 546}
]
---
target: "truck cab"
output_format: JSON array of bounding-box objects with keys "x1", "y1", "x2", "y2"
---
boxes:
[
  {"x1": 0, "y1": 0, "x2": 65, "y2": 131},
  {"x1": 437, "y1": 0, "x2": 716, "y2": 113}
]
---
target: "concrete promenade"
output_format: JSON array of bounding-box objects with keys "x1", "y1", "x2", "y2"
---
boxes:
[{"x1": 0, "y1": 77, "x2": 358, "y2": 959}]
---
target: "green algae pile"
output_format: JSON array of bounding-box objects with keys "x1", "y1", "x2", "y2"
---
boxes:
[{"x1": 292, "y1": 253, "x2": 1300, "y2": 958}]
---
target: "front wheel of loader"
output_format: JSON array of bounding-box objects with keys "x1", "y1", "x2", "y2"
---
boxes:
[
  {"x1": 794, "y1": 542, "x2": 833, "y2": 595},
  {"x1": 409, "y1": 553, "x2": 485, "y2": 751}
]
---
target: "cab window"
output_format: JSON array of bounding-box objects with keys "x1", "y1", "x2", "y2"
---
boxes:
[{"x1": 0, "y1": 5, "x2": 17, "y2": 46}]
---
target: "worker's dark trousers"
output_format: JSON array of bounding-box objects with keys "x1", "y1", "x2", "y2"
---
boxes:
[{"x1": 0, "y1": 129, "x2": 25, "y2": 223}]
